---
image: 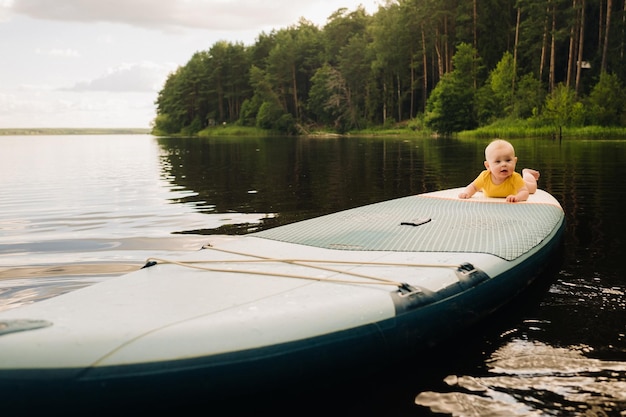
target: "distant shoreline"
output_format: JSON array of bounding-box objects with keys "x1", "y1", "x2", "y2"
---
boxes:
[{"x1": 0, "y1": 128, "x2": 151, "y2": 135}]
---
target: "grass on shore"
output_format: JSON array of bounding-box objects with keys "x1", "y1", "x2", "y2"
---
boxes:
[
  {"x1": 5, "y1": 122, "x2": 626, "y2": 139},
  {"x1": 458, "y1": 120, "x2": 626, "y2": 139}
]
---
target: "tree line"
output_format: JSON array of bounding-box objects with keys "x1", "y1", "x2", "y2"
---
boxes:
[{"x1": 153, "y1": 0, "x2": 626, "y2": 136}]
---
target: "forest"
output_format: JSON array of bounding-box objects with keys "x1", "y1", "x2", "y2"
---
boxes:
[{"x1": 152, "y1": 0, "x2": 626, "y2": 136}]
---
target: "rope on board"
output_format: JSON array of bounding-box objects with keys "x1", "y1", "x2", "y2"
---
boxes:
[{"x1": 143, "y1": 244, "x2": 463, "y2": 289}]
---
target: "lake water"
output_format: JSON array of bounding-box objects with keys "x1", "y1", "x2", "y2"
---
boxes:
[{"x1": 1, "y1": 134, "x2": 625, "y2": 416}]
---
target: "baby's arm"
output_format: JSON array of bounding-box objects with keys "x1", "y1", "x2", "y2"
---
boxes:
[
  {"x1": 506, "y1": 185, "x2": 530, "y2": 203},
  {"x1": 458, "y1": 183, "x2": 478, "y2": 199}
]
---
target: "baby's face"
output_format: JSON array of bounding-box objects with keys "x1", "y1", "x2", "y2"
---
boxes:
[{"x1": 484, "y1": 144, "x2": 518, "y2": 182}]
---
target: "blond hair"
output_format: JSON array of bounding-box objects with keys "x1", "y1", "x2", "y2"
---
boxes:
[{"x1": 485, "y1": 139, "x2": 515, "y2": 160}]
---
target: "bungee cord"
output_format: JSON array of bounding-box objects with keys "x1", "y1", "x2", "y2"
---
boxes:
[{"x1": 144, "y1": 244, "x2": 463, "y2": 289}]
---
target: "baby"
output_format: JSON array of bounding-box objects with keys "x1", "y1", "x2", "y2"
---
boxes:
[{"x1": 458, "y1": 139, "x2": 540, "y2": 203}]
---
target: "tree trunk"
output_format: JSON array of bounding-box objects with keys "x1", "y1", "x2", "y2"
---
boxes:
[
  {"x1": 549, "y1": 4, "x2": 557, "y2": 92},
  {"x1": 435, "y1": 28, "x2": 444, "y2": 78},
  {"x1": 575, "y1": 0, "x2": 585, "y2": 94},
  {"x1": 622, "y1": 0, "x2": 626, "y2": 59},
  {"x1": 540, "y1": 6, "x2": 549, "y2": 82},
  {"x1": 513, "y1": 7, "x2": 521, "y2": 93},
  {"x1": 566, "y1": 0, "x2": 578, "y2": 87},
  {"x1": 473, "y1": 0, "x2": 478, "y2": 50},
  {"x1": 421, "y1": 26, "x2": 428, "y2": 113},
  {"x1": 443, "y1": 16, "x2": 452, "y2": 74},
  {"x1": 397, "y1": 74, "x2": 402, "y2": 122},
  {"x1": 410, "y1": 55, "x2": 415, "y2": 118},
  {"x1": 292, "y1": 64, "x2": 299, "y2": 120},
  {"x1": 601, "y1": 0, "x2": 613, "y2": 72},
  {"x1": 383, "y1": 80, "x2": 388, "y2": 124},
  {"x1": 217, "y1": 77, "x2": 225, "y2": 122},
  {"x1": 598, "y1": 0, "x2": 604, "y2": 52}
]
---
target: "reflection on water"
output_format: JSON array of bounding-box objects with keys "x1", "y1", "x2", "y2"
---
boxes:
[
  {"x1": 154, "y1": 135, "x2": 475, "y2": 229},
  {"x1": 551, "y1": 278, "x2": 626, "y2": 313},
  {"x1": 416, "y1": 339, "x2": 626, "y2": 416},
  {"x1": 415, "y1": 273, "x2": 626, "y2": 417}
]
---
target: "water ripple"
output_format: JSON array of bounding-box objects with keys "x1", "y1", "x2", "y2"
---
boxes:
[{"x1": 415, "y1": 340, "x2": 626, "y2": 416}]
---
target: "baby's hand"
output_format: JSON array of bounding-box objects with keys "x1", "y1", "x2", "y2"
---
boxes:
[
  {"x1": 458, "y1": 192, "x2": 470, "y2": 199},
  {"x1": 506, "y1": 195, "x2": 518, "y2": 203}
]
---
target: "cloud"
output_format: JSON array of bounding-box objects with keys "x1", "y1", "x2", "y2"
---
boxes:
[
  {"x1": 62, "y1": 62, "x2": 175, "y2": 93},
  {"x1": 0, "y1": 90, "x2": 156, "y2": 128},
  {"x1": 35, "y1": 48, "x2": 80, "y2": 57},
  {"x1": 5, "y1": 0, "x2": 311, "y2": 33},
  {"x1": 0, "y1": 0, "x2": 383, "y2": 128}
]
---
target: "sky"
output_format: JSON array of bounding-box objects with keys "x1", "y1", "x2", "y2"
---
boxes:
[{"x1": 0, "y1": 0, "x2": 381, "y2": 129}]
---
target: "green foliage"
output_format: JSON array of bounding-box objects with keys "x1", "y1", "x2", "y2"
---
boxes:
[
  {"x1": 585, "y1": 72, "x2": 626, "y2": 126},
  {"x1": 425, "y1": 73, "x2": 477, "y2": 134},
  {"x1": 487, "y1": 52, "x2": 515, "y2": 116},
  {"x1": 152, "y1": 113, "x2": 181, "y2": 135},
  {"x1": 256, "y1": 101, "x2": 283, "y2": 130},
  {"x1": 452, "y1": 43, "x2": 485, "y2": 86},
  {"x1": 542, "y1": 83, "x2": 580, "y2": 128},
  {"x1": 425, "y1": 44, "x2": 481, "y2": 134},
  {"x1": 275, "y1": 113, "x2": 297, "y2": 135},
  {"x1": 513, "y1": 74, "x2": 545, "y2": 119},
  {"x1": 405, "y1": 116, "x2": 430, "y2": 133},
  {"x1": 307, "y1": 63, "x2": 360, "y2": 132},
  {"x1": 475, "y1": 83, "x2": 499, "y2": 125},
  {"x1": 181, "y1": 116, "x2": 203, "y2": 136},
  {"x1": 307, "y1": 64, "x2": 337, "y2": 125},
  {"x1": 238, "y1": 97, "x2": 262, "y2": 127}
]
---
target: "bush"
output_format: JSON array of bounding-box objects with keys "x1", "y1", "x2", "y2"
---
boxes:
[
  {"x1": 585, "y1": 72, "x2": 626, "y2": 126},
  {"x1": 256, "y1": 101, "x2": 283, "y2": 130}
]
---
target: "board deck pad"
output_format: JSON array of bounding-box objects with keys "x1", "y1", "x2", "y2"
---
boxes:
[{"x1": 254, "y1": 194, "x2": 563, "y2": 261}]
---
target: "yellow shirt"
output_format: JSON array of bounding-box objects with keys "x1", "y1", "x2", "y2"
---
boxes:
[{"x1": 473, "y1": 170, "x2": 525, "y2": 198}]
